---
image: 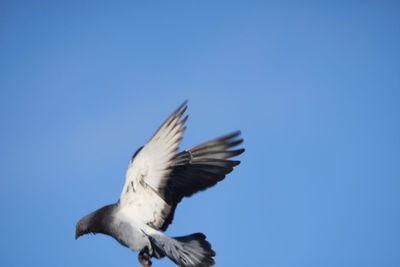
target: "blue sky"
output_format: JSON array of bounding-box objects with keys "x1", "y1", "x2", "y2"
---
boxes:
[{"x1": 1, "y1": 1, "x2": 399, "y2": 266}]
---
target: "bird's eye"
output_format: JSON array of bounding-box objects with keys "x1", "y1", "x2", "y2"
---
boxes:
[{"x1": 79, "y1": 221, "x2": 84, "y2": 226}]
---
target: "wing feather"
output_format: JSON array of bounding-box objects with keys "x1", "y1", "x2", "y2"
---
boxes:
[
  {"x1": 119, "y1": 101, "x2": 188, "y2": 229},
  {"x1": 159, "y1": 131, "x2": 244, "y2": 230}
]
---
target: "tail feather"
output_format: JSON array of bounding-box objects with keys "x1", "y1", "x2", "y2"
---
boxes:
[{"x1": 149, "y1": 233, "x2": 215, "y2": 267}]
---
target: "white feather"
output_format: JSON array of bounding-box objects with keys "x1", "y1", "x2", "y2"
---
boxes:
[{"x1": 119, "y1": 102, "x2": 187, "y2": 229}]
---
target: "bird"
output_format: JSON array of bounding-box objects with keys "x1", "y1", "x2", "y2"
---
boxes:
[{"x1": 75, "y1": 101, "x2": 244, "y2": 267}]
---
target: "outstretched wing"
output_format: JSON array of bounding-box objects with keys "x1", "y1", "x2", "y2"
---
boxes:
[
  {"x1": 160, "y1": 131, "x2": 244, "y2": 230},
  {"x1": 119, "y1": 101, "x2": 188, "y2": 229}
]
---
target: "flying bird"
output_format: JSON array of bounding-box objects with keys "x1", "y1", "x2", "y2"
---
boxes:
[{"x1": 75, "y1": 101, "x2": 244, "y2": 267}]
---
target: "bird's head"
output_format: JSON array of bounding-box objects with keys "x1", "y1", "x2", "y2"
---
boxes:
[
  {"x1": 75, "y1": 216, "x2": 91, "y2": 240},
  {"x1": 75, "y1": 204, "x2": 115, "y2": 240}
]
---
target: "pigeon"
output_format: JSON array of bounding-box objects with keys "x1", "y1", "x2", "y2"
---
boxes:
[{"x1": 75, "y1": 101, "x2": 244, "y2": 267}]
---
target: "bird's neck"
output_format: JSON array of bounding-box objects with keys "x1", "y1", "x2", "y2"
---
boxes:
[{"x1": 88, "y1": 203, "x2": 117, "y2": 235}]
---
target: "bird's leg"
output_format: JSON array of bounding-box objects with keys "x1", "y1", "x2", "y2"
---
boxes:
[{"x1": 138, "y1": 251, "x2": 152, "y2": 266}]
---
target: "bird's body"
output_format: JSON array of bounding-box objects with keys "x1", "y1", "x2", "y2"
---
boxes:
[{"x1": 76, "y1": 102, "x2": 244, "y2": 267}]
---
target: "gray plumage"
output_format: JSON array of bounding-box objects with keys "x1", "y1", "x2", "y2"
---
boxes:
[
  {"x1": 149, "y1": 233, "x2": 215, "y2": 267},
  {"x1": 160, "y1": 132, "x2": 244, "y2": 231}
]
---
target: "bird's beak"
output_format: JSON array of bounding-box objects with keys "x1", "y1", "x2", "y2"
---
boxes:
[{"x1": 75, "y1": 228, "x2": 80, "y2": 240}]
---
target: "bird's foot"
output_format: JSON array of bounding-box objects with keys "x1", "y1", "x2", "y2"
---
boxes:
[{"x1": 138, "y1": 251, "x2": 152, "y2": 266}]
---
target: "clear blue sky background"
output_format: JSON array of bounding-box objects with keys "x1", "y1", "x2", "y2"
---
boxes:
[{"x1": 1, "y1": 1, "x2": 399, "y2": 266}]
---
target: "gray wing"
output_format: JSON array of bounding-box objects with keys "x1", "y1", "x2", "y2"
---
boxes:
[{"x1": 160, "y1": 131, "x2": 244, "y2": 231}]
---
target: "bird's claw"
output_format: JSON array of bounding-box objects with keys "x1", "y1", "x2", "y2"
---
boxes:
[{"x1": 138, "y1": 251, "x2": 152, "y2": 266}]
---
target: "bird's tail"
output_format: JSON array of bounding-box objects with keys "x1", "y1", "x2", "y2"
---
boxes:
[{"x1": 149, "y1": 233, "x2": 215, "y2": 267}]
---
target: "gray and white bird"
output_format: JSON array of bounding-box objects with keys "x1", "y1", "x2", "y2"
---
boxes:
[{"x1": 75, "y1": 102, "x2": 244, "y2": 267}]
